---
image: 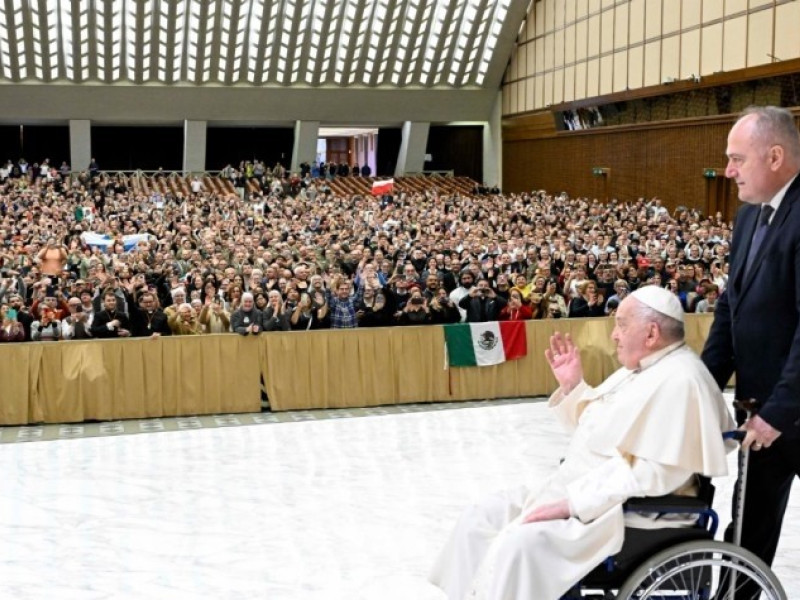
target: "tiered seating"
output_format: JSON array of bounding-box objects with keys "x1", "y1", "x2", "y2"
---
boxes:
[
  {"x1": 118, "y1": 174, "x2": 480, "y2": 199},
  {"x1": 328, "y1": 176, "x2": 372, "y2": 196},
  {"x1": 325, "y1": 174, "x2": 479, "y2": 198},
  {"x1": 247, "y1": 178, "x2": 261, "y2": 194},
  {"x1": 203, "y1": 175, "x2": 219, "y2": 194}
]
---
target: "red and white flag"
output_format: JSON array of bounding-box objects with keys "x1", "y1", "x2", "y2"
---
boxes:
[{"x1": 371, "y1": 179, "x2": 394, "y2": 196}]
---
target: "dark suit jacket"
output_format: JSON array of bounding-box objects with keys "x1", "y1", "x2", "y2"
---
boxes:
[
  {"x1": 90, "y1": 309, "x2": 132, "y2": 338},
  {"x1": 459, "y1": 293, "x2": 507, "y2": 322},
  {"x1": 702, "y1": 173, "x2": 800, "y2": 438},
  {"x1": 129, "y1": 308, "x2": 172, "y2": 337}
]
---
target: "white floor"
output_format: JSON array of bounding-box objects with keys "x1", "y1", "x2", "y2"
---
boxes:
[{"x1": 0, "y1": 401, "x2": 797, "y2": 600}]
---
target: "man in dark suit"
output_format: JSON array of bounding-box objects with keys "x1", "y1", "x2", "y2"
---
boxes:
[
  {"x1": 127, "y1": 290, "x2": 172, "y2": 337},
  {"x1": 90, "y1": 290, "x2": 132, "y2": 338},
  {"x1": 701, "y1": 106, "x2": 800, "y2": 574},
  {"x1": 458, "y1": 278, "x2": 507, "y2": 322}
]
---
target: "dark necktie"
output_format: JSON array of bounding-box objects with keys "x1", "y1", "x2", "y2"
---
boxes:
[{"x1": 744, "y1": 204, "x2": 774, "y2": 278}]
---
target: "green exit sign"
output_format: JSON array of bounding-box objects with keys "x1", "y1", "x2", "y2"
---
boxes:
[
  {"x1": 592, "y1": 167, "x2": 606, "y2": 176},
  {"x1": 703, "y1": 169, "x2": 717, "y2": 179}
]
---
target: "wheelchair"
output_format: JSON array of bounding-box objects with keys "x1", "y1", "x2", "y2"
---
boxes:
[{"x1": 561, "y1": 476, "x2": 786, "y2": 599}]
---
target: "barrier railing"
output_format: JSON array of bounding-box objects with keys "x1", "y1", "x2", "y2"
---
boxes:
[{"x1": 0, "y1": 315, "x2": 715, "y2": 426}]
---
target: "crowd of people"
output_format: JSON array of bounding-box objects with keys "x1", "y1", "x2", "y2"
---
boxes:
[
  {"x1": 0, "y1": 158, "x2": 732, "y2": 342},
  {"x1": 218, "y1": 159, "x2": 372, "y2": 194}
]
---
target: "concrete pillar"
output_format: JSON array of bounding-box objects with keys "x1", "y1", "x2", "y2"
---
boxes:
[
  {"x1": 183, "y1": 120, "x2": 207, "y2": 174},
  {"x1": 69, "y1": 119, "x2": 91, "y2": 173},
  {"x1": 394, "y1": 121, "x2": 430, "y2": 177},
  {"x1": 483, "y1": 91, "x2": 502, "y2": 189},
  {"x1": 292, "y1": 120, "x2": 320, "y2": 173},
  {"x1": 366, "y1": 133, "x2": 377, "y2": 175}
]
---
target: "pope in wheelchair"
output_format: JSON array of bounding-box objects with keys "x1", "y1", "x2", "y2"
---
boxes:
[{"x1": 430, "y1": 286, "x2": 737, "y2": 600}]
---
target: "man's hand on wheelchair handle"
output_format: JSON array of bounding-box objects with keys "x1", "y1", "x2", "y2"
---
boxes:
[
  {"x1": 741, "y1": 414, "x2": 781, "y2": 451},
  {"x1": 522, "y1": 499, "x2": 571, "y2": 524},
  {"x1": 545, "y1": 332, "x2": 582, "y2": 395}
]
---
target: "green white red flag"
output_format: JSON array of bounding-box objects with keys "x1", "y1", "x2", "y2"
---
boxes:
[{"x1": 444, "y1": 321, "x2": 527, "y2": 367}]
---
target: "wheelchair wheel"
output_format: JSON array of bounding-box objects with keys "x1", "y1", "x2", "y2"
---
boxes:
[{"x1": 616, "y1": 539, "x2": 786, "y2": 599}]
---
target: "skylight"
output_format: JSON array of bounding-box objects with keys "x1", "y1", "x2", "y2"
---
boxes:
[{"x1": 0, "y1": 0, "x2": 514, "y2": 88}]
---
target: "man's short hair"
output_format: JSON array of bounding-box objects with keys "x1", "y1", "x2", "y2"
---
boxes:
[
  {"x1": 740, "y1": 105, "x2": 800, "y2": 162},
  {"x1": 241, "y1": 292, "x2": 254, "y2": 302}
]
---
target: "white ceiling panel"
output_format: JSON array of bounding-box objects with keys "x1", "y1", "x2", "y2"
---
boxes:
[{"x1": 0, "y1": 0, "x2": 523, "y2": 89}]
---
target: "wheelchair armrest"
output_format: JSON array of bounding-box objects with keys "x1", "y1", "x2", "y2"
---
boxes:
[
  {"x1": 624, "y1": 475, "x2": 715, "y2": 514},
  {"x1": 622, "y1": 493, "x2": 720, "y2": 539},
  {"x1": 623, "y1": 494, "x2": 709, "y2": 514}
]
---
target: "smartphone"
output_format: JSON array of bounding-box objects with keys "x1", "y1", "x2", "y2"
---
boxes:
[{"x1": 6, "y1": 308, "x2": 17, "y2": 321}]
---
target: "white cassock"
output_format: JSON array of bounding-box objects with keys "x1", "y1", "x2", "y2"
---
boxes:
[{"x1": 429, "y1": 341, "x2": 735, "y2": 600}]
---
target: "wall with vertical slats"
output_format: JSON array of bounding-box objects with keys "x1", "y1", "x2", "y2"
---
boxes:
[
  {"x1": 503, "y1": 0, "x2": 800, "y2": 116},
  {"x1": 503, "y1": 117, "x2": 738, "y2": 212}
]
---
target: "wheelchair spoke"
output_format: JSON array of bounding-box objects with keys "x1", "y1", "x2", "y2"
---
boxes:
[{"x1": 614, "y1": 541, "x2": 786, "y2": 600}]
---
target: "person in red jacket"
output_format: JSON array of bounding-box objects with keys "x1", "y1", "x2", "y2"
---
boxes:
[{"x1": 499, "y1": 288, "x2": 533, "y2": 321}]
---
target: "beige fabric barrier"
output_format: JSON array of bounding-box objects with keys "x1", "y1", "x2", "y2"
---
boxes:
[
  {"x1": 0, "y1": 315, "x2": 714, "y2": 424},
  {"x1": 1, "y1": 336, "x2": 263, "y2": 425}
]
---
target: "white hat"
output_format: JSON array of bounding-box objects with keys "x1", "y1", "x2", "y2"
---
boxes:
[{"x1": 630, "y1": 285, "x2": 684, "y2": 323}]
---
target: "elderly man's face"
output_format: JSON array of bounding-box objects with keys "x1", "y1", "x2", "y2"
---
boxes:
[
  {"x1": 242, "y1": 296, "x2": 254, "y2": 311},
  {"x1": 725, "y1": 113, "x2": 784, "y2": 205},
  {"x1": 612, "y1": 297, "x2": 658, "y2": 370}
]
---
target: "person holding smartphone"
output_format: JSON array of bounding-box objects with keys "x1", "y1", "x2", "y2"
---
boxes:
[
  {"x1": 62, "y1": 297, "x2": 91, "y2": 339},
  {"x1": 458, "y1": 278, "x2": 507, "y2": 323},
  {"x1": 396, "y1": 287, "x2": 431, "y2": 326},
  {"x1": 429, "y1": 288, "x2": 461, "y2": 325},
  {"x1": 31, "y1": 306, "x2": 62, "y2": 341}
]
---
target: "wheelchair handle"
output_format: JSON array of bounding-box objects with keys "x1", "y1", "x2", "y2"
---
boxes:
[
  {"x1": 733, "y1": 398, "x2": 760, "y2": 414},
  {"x1": 723, "y1": 430, "x2": 746, "y2": 442}
]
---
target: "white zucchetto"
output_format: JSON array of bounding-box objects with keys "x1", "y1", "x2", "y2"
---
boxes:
[{"x1": 630, "y1": 285, "x2": 685, "y2": 323}]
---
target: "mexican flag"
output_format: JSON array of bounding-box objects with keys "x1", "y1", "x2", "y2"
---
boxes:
[
  {"x1": 371, "y1": 178, "x2": 394, "y2": 196},
  {"x1": 444, "y1": 321, "x2": 527, "y2": 367}
]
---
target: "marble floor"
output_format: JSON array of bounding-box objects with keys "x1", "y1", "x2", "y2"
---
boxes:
[{"x1": 0, "y1": 399, "x2": 797, "y2": 600}]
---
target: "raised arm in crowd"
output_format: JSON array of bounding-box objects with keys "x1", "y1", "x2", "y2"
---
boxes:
[{"x1": 0, "y1": 160, "x2": 733, "y2": 342}]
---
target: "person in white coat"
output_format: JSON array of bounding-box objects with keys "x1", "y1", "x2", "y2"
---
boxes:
[{"x1": 429, "y1": 285, "x2": 735, "y2": 600}]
